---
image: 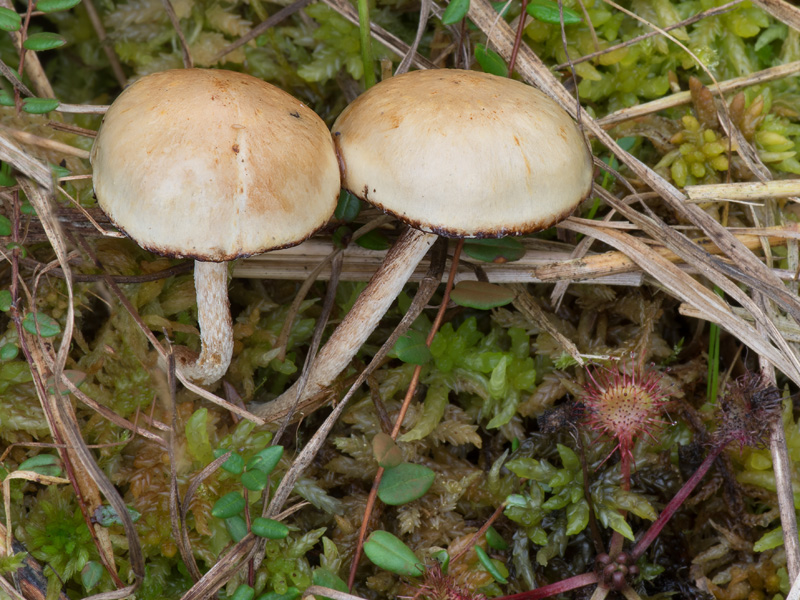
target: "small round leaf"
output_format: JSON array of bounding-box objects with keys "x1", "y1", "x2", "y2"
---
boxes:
[
  {"x1": 0, "y1": 92, "x2": 14, "y2": 107},
  {"x1": 22, "y1": 312, "x2": 60, "y2": 337},
  {"x1": 0, "y1": 344, "x2": 19, "y2": 361},
  {"x1": 372, "y1": 432, "x2": 403, "y2": 469},
  {"x1": 441, "y1": 0, "x2": 469, "y2": 25},
  {"x1": 393, "y1": 330, "x2": 431, "y2": 365},
  {"x1": 485, "y1": 526, "x2": 508, "y2": 550},
  {"x1": 0, "y1": 216, "x2": 11, "y2": 236},
  {"x1": 464, "y1": 238, "x2": 525, "y2": 263},
  {"x1": 256, "y1": 588, "x2": 301, "y2": 600},
  {"x1": 526, "y1": 0, "x2": 582, "y2": 24},
  {"x1": 81, "y1": 561, "x2": 103, "y2": 591},
  {"x1": 475, "y1": 44, "x2": 508, "y2": 78},
  {"x1": 36, "y1": 0, "x2": 83, "y2": 11},
  {"x1": 0, "y1": 290, "x2": 11, "y2": 311},
  {"x1": 22, "y1": 32, "x2": 66, "y2": 51},
  {"x1": 225, "y1": 515, "x2": 248, "y2": 542},
  {"x1": 230, "y1": 584, "x2": 255, "y2": 600},
  {"x1": 213, "y1": 448, "x2": 244, "y2": 474},
  {"x1": 355, "y1": 230, "x2": 390, "y2": 251},
  {"x1": 251, "y1": 517, "x2": 289, "y2": 539},
  {"x1": 0, "y1": 7, "x2": 20, "y2": 31},
  {"x1": 378, "y1": 463, "x2": 435, "y2": 505},
  {"x1": 247, "y1": 445, "x2": 283, "y2": 475},
  {"x1": 450, "y1": 281, "x2": 515, "y2": 310},
  {"x1": 211, "y1": 491, "x2": 245, "y2": 519},
  {"x1": 241, "y1": 469, "x2": 268, "y2": 491},
  {"x1": 22, "y1": 97, "x2": 60, "y2": 114},
  {"x1": 475, "y1": 546, "x2": 508, "y2": 584},
  {"x1": 363, "y1": 530, "x2": 424, "y2": 577},
  {"x1": 334, "y1": 190, "x2": 360, "y2": 222}
]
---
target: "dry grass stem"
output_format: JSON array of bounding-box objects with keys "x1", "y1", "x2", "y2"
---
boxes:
[
  {"x1": 686, "y1": 180, "x2": 800, "y2": 202},
  {"x1": 598, "y1": 60, "x2": 800, "y2": 127},
  {"x1": 2, "y1": 126, "x2": 91, "y2": 159}
]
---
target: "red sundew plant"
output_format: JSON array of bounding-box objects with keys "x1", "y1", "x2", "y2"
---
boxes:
[{"x1": 581, "y1": 359, "x2": 672, "y2": 489}]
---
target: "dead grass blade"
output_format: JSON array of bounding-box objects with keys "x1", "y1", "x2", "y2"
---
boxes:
[
  {"x1": 753, "y1": 0, "x2": 800, "y2": 32},
  {"x1": 0, "y1": 129, "x2": 52, "y2": 190},
  {"x1": 686, "y1": 180, "x2": 800, "y2": 202},
  {"x1": 559, "y1": 219, "x2": 800, "y2": 381},
  {"x1": 511, "y1": 283, "x2": 583, "y2": 365},
  {"x1": 180, "y1": 534, "x2": 258, "y2": 600}
]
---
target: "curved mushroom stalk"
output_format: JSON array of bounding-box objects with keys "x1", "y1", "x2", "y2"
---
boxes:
[
  {"x1": 173, "y1": 260, "x2": 234, "y2": 386},
  {"x1": 254, "y1": 228, "x2": 437, "y2": 421}
]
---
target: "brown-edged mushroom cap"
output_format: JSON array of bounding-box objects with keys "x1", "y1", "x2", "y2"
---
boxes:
[
  {"x1": 92, "y1": 68, "x2": 339, "y2": 260},
  {"x1": 254, "y1": 68, "x2": 592, "y2": 422},
  {"x1": 91, "y1": 68, "x2": 340, "y2": 385},
  {"x1": 333, "y1": 68, "x2": 593, "y2": 237}
]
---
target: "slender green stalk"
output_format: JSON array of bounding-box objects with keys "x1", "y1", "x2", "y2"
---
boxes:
[{"x1": 356, "y1": 0, "x2": 376, "y2": 89}]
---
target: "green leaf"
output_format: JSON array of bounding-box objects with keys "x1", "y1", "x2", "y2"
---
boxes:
[
  {"x1": 372, "y1": 433, "x2": 403, "y2": 469},
  {"x1": 230, "y1": 584, "x2": 255, "y2": 600},
  {"x1": 211, "y1": 491, "x2": 245, "y2": 519},
  {"x1": 556, "y1": 443, "x2": 580, "y2": 471},
  {"x1": 20, "y1": 202, "x2": 36, "y2": 215},
  {"x1": 450, "y1": 281, "x2": 515, "y2": 310},
  {"x1": 92, "y1": 505, "x2": 141, "y2": 527},
  {"x1": 485, "y1": 526, "x2": 508, "y2": 550},
  {"x1": 399, "y1": 382, "x2": 448, "y2": 442},
  {"x1": 22, "y1": 32, "x2": 66, "y2": 51},
  {"x1": 378, "y1": 463, "x2": 435, "y2": 505},
  {"x1": 213, "y1": 449, "x2": 244, "y2": 474},
  {"x1": 45, "y1": 369, "x2": 85, "y2": 395},
  {"x1": 185, "y1": 408, "x2": 214, "y2": 465},
  {"x1": 311, "y1": 567, "x2": 348, "y2": 598},
  {"x1": 0, "y1": 290, "x2": 11, "y2": 311},
  {"x1": 225, "y1": 515, "x2": 248, "y2": 542},
  {"x1": 36, "y1": 0, "x2": 83, "y2": 11},
  {"x1": 0, "y1": 7, "x2": 20, "y2": 31},
  {"x1": 0, "y1": 216, "x2": 11, "y2": 236},
  {"x1": 255, "y1": 588, "x2": 301, "y2": 600},
  {"x1": 241, "y1": 469, "x2": 268, "y2": 491},
  {"x1": 0, "y1": 92, "x2": 14, "y2": 107},
  {"x1": 0, "y1": 344, "x2": 18, "y2": 361},
  {"x1": 355, "y1": 230, "x2": 390, "y2": 251},
  {"x1": 81, "y1": 561, "x2": 103, "y2": 591},
  {"x1": 50, "y1": 163, "x2": 70, "y2": 179},
  {"x1": 247, "y1": 446, "x2": 283, "y2": 475},
  {"x1": 598, "y1": 506, "x2": 634, "y2": 541},
  {"x1": 19, "y1": 453, "x2": 61, "y2": 476},
  {"x1": 393, "y1": 330, "x2": 431, "y2": 365},
  {"x1": 441, "y1": 0, "x2": 470, "y2": 25},
  {"x1": 334, "y1": 190, "x2": 360, "y2": 222},
  {"x1": 22, "y1": 97, "x2": 60, "y2": 114},
  {"x1": 22, "y1": 312, "x2": 60, "y2": 337},
  {"x1": 566, "y1": 499, "x2": 589, "y2": 535},
  {"x1": 5, "y1": 242, "x2": 25, "y2": 258},
  {"x1": 464, "y1": 238, "x2": 525, "y2": 263},
  {"x1": 0, "y1": 167, "x2": 16, "y2": 187},
  {"x1": 754, "y1": 526, "x2": 784, "y2": 552},
  {"x1": 475, "y1": 546, "x2": 508, "y2": 584},
  {"x1": 251, "y1": 517, "x2": 289, "y2": 539},
  {"x1": 363, "y1": 530, "x2": 424, "y2": 577},
  {"x1": 526, "y1": 0, "x2": 582, "y2": 24},
  {"x1": 474, "y1": 44, "x2": 508, "y2": 77}
]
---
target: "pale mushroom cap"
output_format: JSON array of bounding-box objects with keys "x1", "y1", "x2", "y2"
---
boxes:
[
  {"x1": 91, "y1": 69, "x2": 340, "y2": 260},
  {"x1": 332, "y1": 69, "x2": 593, "y2": 238}
]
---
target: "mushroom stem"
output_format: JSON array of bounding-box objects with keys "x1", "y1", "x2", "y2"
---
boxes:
[
  {"x1": 254, "y1": 227, "x2": 438, "y2": 420},
  {"x1": 175, "y1": 260, "x2": 234, "y2": 385}
]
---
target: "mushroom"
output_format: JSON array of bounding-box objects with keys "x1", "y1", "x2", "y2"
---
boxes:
[
  {"x1": 255, "y1": 68, "x2": 593, "y2": 420},
  {"x1": 91, "y1": 68, "x2": 340, "y2": 385}
]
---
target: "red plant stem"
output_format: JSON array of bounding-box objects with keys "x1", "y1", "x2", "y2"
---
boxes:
[
  {"x1": 631, "y1": 444, "x2": 724, "y2": 561},
  {"x1": 508, "y1": 0, "x2": 529, "y2": 76},
  {"x1": 498, "y1": 572, "x2": 599, "y2": 600},
  {"x1": 347, "y1": 240, "x2": 464, "y2": 590}
]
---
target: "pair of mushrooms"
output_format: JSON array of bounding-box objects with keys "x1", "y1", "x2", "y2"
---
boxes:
[{"x1": 90, "y1": 68, "x2": 592, "y2": 404}]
